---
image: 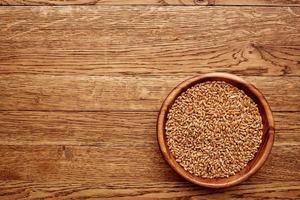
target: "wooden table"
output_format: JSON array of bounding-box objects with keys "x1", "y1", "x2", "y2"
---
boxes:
[{"x1": 0, "y1": 1, "x2": 299, "y2": 199}]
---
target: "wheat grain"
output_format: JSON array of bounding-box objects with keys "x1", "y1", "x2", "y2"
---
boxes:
[{"x1": 165, "y1": 81, "x2": 263, "y2": 178}]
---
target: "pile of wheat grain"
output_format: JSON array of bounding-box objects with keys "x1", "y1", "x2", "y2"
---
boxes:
[{"x1": 166, "y1": 81, "x2": 263, "y2": 178}]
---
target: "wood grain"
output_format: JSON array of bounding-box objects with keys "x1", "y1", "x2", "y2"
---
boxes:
[
  {"x1": 0, "y1": 111, "x2": 298, "y2": 146},
  {"x1": 0, "y1": 6, "x2": 299, "y2": 76},
  {"x1": 0, "y1": 144, "x2": 297, "y2": 183},
  {"x1": 0, "y1": 0, "x2": 300, "y2": 6},
  {"x1": 0, "y1": 75, "x2": 299, "y2": 111},
  {"x1": 0, "y1": 4, "x2": 299, "y2": 199},
  {"x1": 0, "y1": 181, "x2": 299, "y2": 199},
  {"x1": 0, "y1": 111, "x2": 299, "y2": 198}
]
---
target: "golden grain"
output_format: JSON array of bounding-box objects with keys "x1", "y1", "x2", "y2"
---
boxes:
[{"x1": 166, "y1": 81, "x2": 263, "y2": 178}]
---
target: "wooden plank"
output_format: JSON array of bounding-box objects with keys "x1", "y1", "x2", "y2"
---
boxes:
[
  {"x1": 0, "y1": 7, "x2": 299, "y2": 76},
  {"x1": 0, "y1": 5, "x2": 299, "y2": 199},
  {"x1": 0, "y1": 112, "x2": 300, "y2": 199},
  {"x1": 214, "y1": 0, "x2": 300, "y2": 6},
  {"x1": 0, "y1": 144, "x2": 298, "y2": 198},
  {"x1": 0, "y1": 0, "x2": 299, "y2": 6},
  {"x1": 0, "y1": 75, "x2": 299, "y2": 111},
  {"x1": 0, "y1": 111, "x2": 298, "y2": 146},
  {"x1": 0, "y1": 181, "x2": 298, "y2": 200},
  {"x1": 0, "y1": 111, "x2": 298, "y2": 198},
  {"x1": 0, "y1": 111, "x2": 299, "y2": 198}
]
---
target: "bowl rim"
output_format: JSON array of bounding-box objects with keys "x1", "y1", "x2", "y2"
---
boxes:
[{"x1": 157, "y1": 72, "x2": 275, "y2": 188}]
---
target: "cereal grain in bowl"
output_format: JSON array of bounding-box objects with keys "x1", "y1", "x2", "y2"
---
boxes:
[
  {"x1": 157, "y1": 73, "x2": 275, "y2": 188},
  {"x1": 166, "y1": 81, "x2": 263, "y2": 179}
]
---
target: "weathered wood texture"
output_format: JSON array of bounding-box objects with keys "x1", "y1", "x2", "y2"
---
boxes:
[
  {"x1": 0, "y1": 111, "x2": 298, "y2": 146},
  {"x1": 0, "y1": 5, "x2": 299, "y2": 200},
  {"x1": 0, "y1": 111, "x2": 299, "y2": 199},
  {"x1": 0, "y1": 75, "x2": 299, "y2": 111},
  {"x1": 0, "y1": 0, "x2": 300, "y2": 6},
  {"x1": 1, "y1": 7, "x2": 300, "y2": 77}
]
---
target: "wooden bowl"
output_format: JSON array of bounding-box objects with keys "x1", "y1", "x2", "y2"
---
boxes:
[{"x1": 157, "y1": 73, "x2": 275, "y2": 188}]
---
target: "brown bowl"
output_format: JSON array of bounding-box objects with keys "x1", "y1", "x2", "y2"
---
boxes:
[{"x1": 157, "y1": 73, "x2": 275, "y2": 188}]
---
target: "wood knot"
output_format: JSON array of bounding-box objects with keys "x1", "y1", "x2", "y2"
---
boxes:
[{"x1": 61, "y1": 145, "x2": 74, "y2": 161}]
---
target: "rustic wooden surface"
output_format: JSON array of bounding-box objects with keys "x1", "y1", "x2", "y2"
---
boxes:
[
  {"x1": 1, "y1": 0, "x2": 300, "y2": 6},
  {"x1": 0, "y1": 3, "x2": 299, "y2": 200}
]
